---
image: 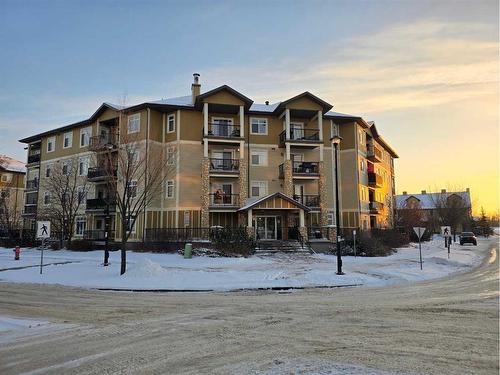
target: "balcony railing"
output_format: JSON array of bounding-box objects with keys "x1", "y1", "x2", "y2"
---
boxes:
[
  {"x1": 89, "y1": 132, "x2": 118, "y2": 151},
  {"x1": 86, "y1": 198, "x2": 116, "y2": 211},
  {"x1": 279, "y1": 161, "x2": 320, "y2": 178},
  {"x1": 25, "y1": 179, "x2": 38, "y2": 190},
  {"x1": 206, "y1": 123, "x2": 241, "y2": 138},
  {"x1": 293, "y1": 194, "x2": 320, "y2": 207},
  {"x1": 367, "y1": 144, "x2": 383, "y2": 162},
  {"x1": 23, "y1": 205, "x2": 37, "y2": 215},
  {"x1": 25, "y1": 194, "x2": 38, "y2": 205},
  {"x1": 87, "y1": 167, "x2": 117, "y2": 180},
  {"x1": 209, "y1": 158, "x2": 240, "y2": 173},
  {"x1": 209, "y1": 193, "x2": 239, "y2": 207},
  {"x1": 279, "y1": 127, "x2": 321, "y2": 144},
  {"x1": 368, "y1": 172, "x2": 383, "y2": 188},
  {"x1": 27, "y1": 154, "x2": 41, "y2": 164},
  {"x1": 369, "y1": 201, "x2": 384, "y2": 213},
  {"x1": 83, "y1": 229, "x2": 116, "y2": 241}
]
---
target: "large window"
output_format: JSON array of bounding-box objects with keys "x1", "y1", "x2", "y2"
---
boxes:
[
  {"x1": 75, "y1": 216, "x2": 86, "y2": 236},
  {"x1": 78, "y1": 157, "x2": 89, "y2": 176},
  {"x1": 77, "y1": 187, "x2": 86, "y2": 204},
  {"x1": 62, "y1": 161, "x2": 70, "y2": 175},
  {"x1": 43, "y1": 192, "x2": 51, "y2": 205},
  {"x1": 1, "y1": 173, "x2": 12, "y2": 183},
  {"x1": 80, "y1": 127, "x2": 92, "y2": 147},
  {"x1": 127, "y1": 113, "x2": 141, "y2": 134},
  {"x1": 45, "y1": 164, "x2": 52, "y2": 178},
  {"x1": 63, "y1": 132, "x2": 73, "y2": 148},
  {"x1": 250, "y1": 118, "x2": 268, "y2": 135},
  {"x1": 166, "y1": 180, "x2": 175, "y2": 198},
  {"x1": 251, "y1": 181, "x2": 268, "y2": 197},
  {"x1": 127, "y1": 180, "x2": 138, "y2": 198},
  {"x1": 167, "y1": 114, "x2": 175, "y2": 133},
  {"x1": 250, "y1": 149, "x2": 267, "y2": 166},
  {"x1": 47, "y1": 137, "x2": 55, "y2": 153}
]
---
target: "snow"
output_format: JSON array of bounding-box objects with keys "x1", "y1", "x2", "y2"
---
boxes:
[
  {"x1": 148, "y1": 95, "x2": 194, "y2": 106},
  {"x1": 0, "y1": 237, "x2": 489, "y2": 291},
  {"x1": 325, "y1": 110, "x2": 360, "y2": 118},
  {"x1": 249, "y1": 102, "x2": 281, "y2": 112},
  {"x1": 395, "y1": 191, "x2": 471, "y2": 209},
  {"x1": 0, "y1": 316, "x2": 49, "y2": 332},
  {"x1": 0, "y1": 154, "x2": 26, "y2": 173}
]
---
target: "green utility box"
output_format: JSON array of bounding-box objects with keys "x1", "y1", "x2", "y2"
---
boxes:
[{"x1": 184, "y1": 243, "x2": 192, "y2": 259}]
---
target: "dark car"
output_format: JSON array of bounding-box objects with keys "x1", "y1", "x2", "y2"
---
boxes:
[{"x1": 459, "y1": 232, "x2": 477, "y2": 246}]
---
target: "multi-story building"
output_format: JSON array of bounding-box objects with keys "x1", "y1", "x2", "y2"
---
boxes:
[
  {"x1": 0, "y1": 155, "x2": 26, "y2": 235},
  {"x1": 19, "y1": 74, "x2": 398, "y2": 243}
]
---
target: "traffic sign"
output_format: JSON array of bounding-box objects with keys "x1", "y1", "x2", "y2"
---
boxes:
[
  {"x1": 441, "y1": 226, "x2": 451, "y2": 237},
  {"x1": 413, "y1": 227, "x2": 426, "y2": 239},
  {"x1": 37, "y1": 221, "x2": 51, "y2": 239}
]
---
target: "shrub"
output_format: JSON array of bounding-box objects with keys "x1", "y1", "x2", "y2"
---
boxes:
[
  {"x1": 339, "y1": 231, "x2": 394, "y2": 257},
  {"x1": 67, "y1": 239, "x2": 94, "y2": 251},
  {"x1": 210, "y1": 226, "x2": 255, "y2": 257}
]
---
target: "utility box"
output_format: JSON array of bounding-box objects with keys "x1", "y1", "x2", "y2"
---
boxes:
[{"x1": 184, "y1": 243, "x2": 192, "y2": 259}]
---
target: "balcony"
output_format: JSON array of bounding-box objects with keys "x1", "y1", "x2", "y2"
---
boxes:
[
  {"x1": 279, "y1": 127, "x2": 321, "y2": 147},
  {"x1": 25, "y1": 179, "x2": 38, "y2": 191},
  {"x1": 22, "y1": 205, "x2": 37, "y2": 215},
  {"x1": 209, "y1": 158, "x2": 240, "y2": 175},
  {"x1": 367, "y1": 144, "x2": 383, "y2": 163},
  {"x1": 86, "y1": 198, "x2": 116, "y2": 211},
  {"x1": 368, "y1": 172, "x2": 383, "y2": 188},
  {"x1": 89, "y1": 133, "x2": 118, "y2": 152},
  {"x1": 209, "y1": 193, "x2": 239, "y2": 208},
  {"x1": 87, "y1": 167, "x2": 117, "y2": 181},
  {"x1": 205, "y1": 123, "x2": 242, "y2": 143},
  {"x1": 27, "y1": 153, "x2": 41, "y2": 164},
  {"x1": 369, "y1": 201, "x2": 384, "y2": 214},
  {"x1": 293, "y1": 194, "x2": 320, "y2": 208},
  {"x1": 25, "y1": 193, "x2": 38, "y2": 205},
  {"x1": 279, "y1": 161, "x2": 320, "y2": 178}
]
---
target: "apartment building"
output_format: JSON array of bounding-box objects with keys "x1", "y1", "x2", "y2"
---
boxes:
[
  {"x1": 19, "y1": 74, "x2": 398, "y2": 243},
  {"x1": 0, "y1": 155, "x2": 26, "y2": 234}
]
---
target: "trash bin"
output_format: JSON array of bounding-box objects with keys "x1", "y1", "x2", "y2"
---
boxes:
[{"x1": 184, "y1": 243, "x2": 192, "y2": 259}]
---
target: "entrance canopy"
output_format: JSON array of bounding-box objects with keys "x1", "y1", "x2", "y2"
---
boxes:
[{"x1": 238, "y1": 192, "x2": 310, "y2": 212}]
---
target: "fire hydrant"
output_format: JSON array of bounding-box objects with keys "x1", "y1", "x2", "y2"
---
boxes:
[{"x1": 13, "y1": 246, "x2": 20, "y2": 260}]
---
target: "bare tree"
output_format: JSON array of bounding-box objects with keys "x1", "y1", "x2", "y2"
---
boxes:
[
  {"x1": 39, "y1": 159, "x2": 89, "y2": 248},
  {"x1": 0, "y1": 188, "x2": 22, "y2": 242},
  {"x1": 395, "y1": 198, "x2": 424, "y2": 233},
  {"x1": 101, "y1": 114, "x2": 175, "y2": 275},
  {"x1": 432, "y1": 190, "x2": 471, "y2": 241}
]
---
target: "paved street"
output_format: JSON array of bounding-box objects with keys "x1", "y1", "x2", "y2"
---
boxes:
[{"x1": 0, "y1": 240, "x2": 498, "y2": 374}]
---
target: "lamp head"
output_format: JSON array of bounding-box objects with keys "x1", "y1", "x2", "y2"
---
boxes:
[{"x1": 330, "y1": 135, "x2": 342, "y2": 145}]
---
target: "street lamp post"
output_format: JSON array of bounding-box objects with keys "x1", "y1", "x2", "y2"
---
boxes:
[{"x1": 331, "y1": 135, "x2": 344, "y2": 275}]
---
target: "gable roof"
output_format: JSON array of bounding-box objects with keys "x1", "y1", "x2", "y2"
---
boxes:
[
  {"x1": 276, "y1": 91, "x2": 333, "y2": 113},
  {"x1": 368, "y1": 122, "x2": 399, "y2": 158},
  {"x1": 396, "y1": 191, "x2": 471, "y2": 210},
  {"x1": 195, "y1": 85, "x2": 254, "y2": 108},
  {"x1": 0, "y1": 155, "x2": 26, "y2": 173},
  {"x1": 238, "y1": 192, "x2": 310, "y2": 212}
]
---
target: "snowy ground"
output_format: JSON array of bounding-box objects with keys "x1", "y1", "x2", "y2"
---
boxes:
[
  {"x1": 0, "y1": 238, "x2": 488, "y2": 290},
  {"x1": 0, "y1": 237, "x2": 491, "y2": 291}
]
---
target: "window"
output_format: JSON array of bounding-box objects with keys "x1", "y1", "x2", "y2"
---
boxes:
[
  {"x1": 167, "y1": 147, "x2": 175, "y2": 165},
  {"x1": 327, "y1": 212, "x2": 335, "y2": 226},
  {"x1": 1, "y1": 173, "x2": 12, "y2": 183},
  {"x1": 47, "y1": 137, "x2": 55, "y2": 153},
  {"x1": 63, "y1": 132, "x2": 73, "y2": 148},
  {"x1": 331, "y1": 123, "x2": 338, "y2": 137},
  {"x1": 166, "y1": 180, "x2": 175, "y2": 198},
  {"x1": 250, "y1": 181, "x2": 268, "y2": 197},
  {"x1": 75, "y1": 216, "x2": 86, "y2": 236},
  {"x1": 250, "y1": 149, "x2": 267, "y2": 166},
  {"x1": 250, "y1": 118, "x2": 268, "y2": 135},
  {"x1": 184, "y1": 211, "x2": 190, "y2": 227},
  {"x1": 360, "y1": 159, "x2": 365, "y2": 172},
  {"x1": 78, "y1": 157, "x2": 89, "y2": 176},
  {"x1": 45, "y1": 164, "x2": 52, "y2": 178},
  {"x1": 167, "y1": 114, "x2": 175, "y2": 133},
  {"x1": 358, "y1": 129, "x2": 364, "y2": 145},
  {"x1": 129, "y1": 149, "x2": 140, "y2": 165},
  {"x1": 80, "y1": 127, "x2": 92, "y2": 147},
  {"x1": 127, "y1": 180, "x2": 138, "y2": 198},
  {"x1": 126, "y1": 215, "x2": 136, "y2": 233},
  {"x1": 62, "y1": 161, "x2": 70, "y2": 175},
  {"x1": 77, "y1": 187, "x2": 86, "y2": 204},
  {"x1": 43, "y1": 192, "x2": 50, "y2": 205},
  {"x1": 127, "y1": 113, "x2": 141, "y2": 134}
]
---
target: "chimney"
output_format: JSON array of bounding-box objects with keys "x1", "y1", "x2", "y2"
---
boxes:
[
  {"x1": 191, "y1": 73, "x2": 201, "y2": 104},
  {"x1": 466, "y1": 188, "x2": 470, "y2": 193},
  {"x1": 421, "y1": 190, "x2": 426, "y2": 194},
  {"x1": 265, "y1": 101, "x2": 269, "y2": 105},
  {"x1": 441, "y1": 189, "x2": 446, "y2": 193},
  {"x1": 402, "y1": 191, "x2": 407, "y2": 195}
]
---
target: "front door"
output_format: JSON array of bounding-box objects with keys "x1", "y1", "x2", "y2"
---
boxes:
[{"x1": 255, "y1": 216, "x2": 277, "y2": 240}]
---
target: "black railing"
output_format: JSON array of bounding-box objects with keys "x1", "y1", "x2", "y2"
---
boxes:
[
  {"x1": 369, "y1": 201, "x2": 384, "y2": 212},
  {"x1": 25, "y1": 194, "x2": 38, "y2": 205},
  {"x1": 209, "y1": 158, "x2": 240, "y2": 172},
  {"x1": 26, "y1": 179, "x2": 38, "y2": 190},
  {"x1": 209, "y1": 193, "x2": 239, "y2": 206},
  {"x1": 367, "y1": 144, "x2": 383, "y2": 161},
  {"x1": 89, "y1": 132, "x2": 118, "y2": 151},
  {"x1": 145, "y1": 227, "x2": 217, "y2": 242},
  {"x1": 207, "y1": 123, "x2": 241, "y2": 138},
  {"x1": 84, "y1": 230, "x2": 116, "y2": 241},
  {"x1": 307, "y1": 226, "x2": 336, "y2": 240},
  {"x1": 87, "y1": 167, "x2": 117, "y2": 180},
  {"x1": 368, "y1": 172, "x2": 383, "y2": 187},
  {"x1": 293, "y1": 194, "x2": 320, "y2": 207},
  {"x1": 27, "y1": 154, "x2": 40, "y2": 164},
  {"x1": 86, "y1": 198, "x2": 116, "y2": 210},
  {"x1": 279, "y1": 127, "x2": 320, "y2": 143},
  {"x1": 292, "y1": 161, "x2": 319, "y2": 174}
]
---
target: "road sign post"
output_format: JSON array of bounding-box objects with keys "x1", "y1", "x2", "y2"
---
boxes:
[
  {"x1": 37, "y1": 221, "x2": 51, "y2": 275},
  {"x1": 353, "y1": 229, "x2": 357, "y2": 258},
  {"x1": 413, "y1": 227, "x2": 426, "y2": 270},
  {"x1": 441, "y1": 226, "x2": 452, "y2": 259}
]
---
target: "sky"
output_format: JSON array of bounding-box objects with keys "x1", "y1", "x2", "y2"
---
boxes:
[{"x1": 0, "y1": 0, "x2": 498, "y2": 215}]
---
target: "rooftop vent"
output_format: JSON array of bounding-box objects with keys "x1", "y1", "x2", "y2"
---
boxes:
[
  {"x1": 402, "y1": 191, "x2": 407, "y2": 195},
  {"x1": 441, "y1": 189, "x2": 446, "y2": 193},
  {"x1": 191, "y1": 73, "x2": 201, "y2": 104},
  {"x1": 421, "y1": 190, "x2": 426, "y2": 194},
  {"x1": 265, "y1": 101, "x2": 269, "y2": 105}
]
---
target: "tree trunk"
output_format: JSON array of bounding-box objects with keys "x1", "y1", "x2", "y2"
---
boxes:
[
  {"x1": 104, "y1": 250, "x2": 110, "y2": 266},
  {"x1": 120, "y1": 237, "x2": 127, "y2": 275}
]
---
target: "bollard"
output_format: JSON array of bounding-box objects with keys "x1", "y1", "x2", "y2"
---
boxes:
[
  {"x1": 13, "y1": 246, "x2": 20, "y2": 260},
  {"x1": 184, "y1": 243, "x2": 192, "y2": 259}
]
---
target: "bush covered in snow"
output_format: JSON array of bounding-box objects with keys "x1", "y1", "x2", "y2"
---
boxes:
[
  {"x1": 210, "y1": 226, "x2": 255, "y2": 257},
  {"x1": 339, "y1": 229, "x2": 409, "y2": 257}
]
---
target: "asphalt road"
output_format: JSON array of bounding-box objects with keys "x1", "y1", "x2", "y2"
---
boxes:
[{"x1": 0, "y1": 240, "x2": 498, "y2": 375}]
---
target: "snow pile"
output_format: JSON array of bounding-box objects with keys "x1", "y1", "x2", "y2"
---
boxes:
[
  {"x1": 125, "y1": 258, "x2": 166, "y2": 278},
  {"x1": 0, "y1": 316, "x2": 49, "y2": 332}
]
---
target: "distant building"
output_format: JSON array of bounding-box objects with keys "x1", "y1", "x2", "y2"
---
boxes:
[
  {"x1": 0, "y1": 155, "x2": 26, "y2": 234},
  {"x1": 395, "y1": 189, "x2": 472, "y2": 232}
]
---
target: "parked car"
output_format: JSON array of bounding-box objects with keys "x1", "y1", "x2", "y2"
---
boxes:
[{"x1": 459, "y1": 232, "x2": 477, "y2": 246}]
